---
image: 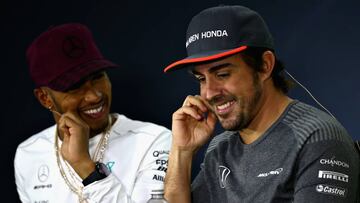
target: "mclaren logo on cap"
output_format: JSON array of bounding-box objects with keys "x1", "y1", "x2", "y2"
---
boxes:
[{"x1": 186, "y1": 30, "x2": 228, "y2": 47}]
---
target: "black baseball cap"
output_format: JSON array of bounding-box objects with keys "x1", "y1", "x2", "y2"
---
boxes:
[{"x1": 164, "y1": 5, "x2": 274, "y2": 72}]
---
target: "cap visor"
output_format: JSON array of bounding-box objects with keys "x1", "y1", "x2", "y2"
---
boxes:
[
  {"x1": 164, "y1": 46, "x2": 247, "y2": 73},
  {"x1": 49, "y1": 59, "x2": 119, "y2": 91}
]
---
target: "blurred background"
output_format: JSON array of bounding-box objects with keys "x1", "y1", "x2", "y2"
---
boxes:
[{"x1": 3, "y1": 0, "x2": 360, "y2": 201}]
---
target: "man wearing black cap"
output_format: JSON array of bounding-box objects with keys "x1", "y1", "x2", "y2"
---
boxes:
[
  {"x1": 164, "y1": 5, "x2": 359, "y2": 202},
  {"x1": 14, "y1": 23, "x2": 171, "y2": 202}
]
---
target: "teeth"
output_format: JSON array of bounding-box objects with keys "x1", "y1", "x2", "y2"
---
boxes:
[
  {"x1": 217, "y1": 102, "x2": 231, "y2": 110},
  {"x1": 84, "y1": 105, "x2": 103, "y2": 115}
]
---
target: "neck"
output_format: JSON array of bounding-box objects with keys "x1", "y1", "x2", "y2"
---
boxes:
[{"x1": 239, "y1": 85, "x2": 292, "y2": 144}]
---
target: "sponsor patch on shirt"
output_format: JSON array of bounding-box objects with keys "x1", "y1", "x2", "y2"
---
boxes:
[
  {"x1": 257, "y1": 168, "x2": 283, "y2": 178},
  {"x1": 218, "y1": 165, "x2": 231, "y2": 188},
  {"x1": 34, "y1": 200, "x2": 49, "y2": 203},
  {"x1": 152, "y1": 150, "x2": 169, "y2": 158},
  {"x1": 37, "y1": 164, "x2": 50, "y2": 182},
  {"x1": 316, "y1": 184, "x2": 347, "y2": 197},
  {"x1": 319, "y1": 156, "x2": 349, "y2": 168},
  {"x1": 318, "y1": 170, "x2": 349, "y2": 183},
  {"x1": 152, "y1": 174, "x2": 165, "y2": 182}
]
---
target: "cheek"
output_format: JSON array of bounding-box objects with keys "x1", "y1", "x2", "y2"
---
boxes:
[
  {"x1": 199, "y1": 86, "x2": 205, "y2": 97},
  {"x1": 230, "y1": 75, "x2": 255, "y2": 92},
  {"x1": 97, "y1": 79, "x2": 112, "y2": 93},
  {"x1": 61, "y1": 96, "x2": 82, "y2": 111}
]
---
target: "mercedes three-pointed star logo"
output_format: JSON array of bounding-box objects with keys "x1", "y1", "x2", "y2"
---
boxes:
[
  {"x1": 62, "y1": 35, "x2": 86, "y2": 58},
  {"x1": 37, "y1": 164, "x2": 50, "y2": 182}
]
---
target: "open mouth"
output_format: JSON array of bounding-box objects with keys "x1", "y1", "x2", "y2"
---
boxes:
[
  {"x1": 215, "y1": 100, "x2": 236, "y2": 115},
  {"x1": 81, "y1": 101, "x2": 106, "y2": 119}
]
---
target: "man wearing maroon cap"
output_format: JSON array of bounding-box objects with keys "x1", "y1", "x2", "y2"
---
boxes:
[
  {"x1": 163, "y1": 5, "x2": 359, "y2": 202},
  {"x1": 14, "y1": 23, "x2": 171, "y2": 202}
]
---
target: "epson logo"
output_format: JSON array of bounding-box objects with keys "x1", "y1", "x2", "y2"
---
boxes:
[
  {"x1": 318, "y1": 170, "x2": 349, "y2": 183},
  {"x1": 320, "y1": 157, "x2": 349, "y2": 168},
  {"x1": 316, "y1": 184, "x2": 347, "y2": 197}
]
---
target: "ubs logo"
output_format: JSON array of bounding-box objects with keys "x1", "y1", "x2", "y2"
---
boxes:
[
  {"x1": 37, "y1": 165, "x2": 49, "y2": 182},
  {"x1": 62, "y1": 36, "x2": 86, "y2": 58}
]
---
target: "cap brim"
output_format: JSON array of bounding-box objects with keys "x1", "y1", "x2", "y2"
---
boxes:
[
  {"x1": 164, "y1": 45, "x2": 247, "y2": 73},
  {"x1": 49, "y1": 59, "x2": 119, "y2": 91}
]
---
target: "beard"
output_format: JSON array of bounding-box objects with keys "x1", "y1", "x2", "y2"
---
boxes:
[{"x1": 215, "y1": 73, "x2": 262, "y2": 131}]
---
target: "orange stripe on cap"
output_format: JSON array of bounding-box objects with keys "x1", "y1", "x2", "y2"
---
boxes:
[{"x1": 164, "y1": 45, "x2": 248, "y2": 73}]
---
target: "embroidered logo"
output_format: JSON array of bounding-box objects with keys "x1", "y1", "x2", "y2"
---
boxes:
[
  {"x1": 62, "y1": 35, "x2": 86, "y2": 58},
  {"x1": 319, "y1": 156, "x2": 349, "y2": 168},
  {"x1": 316, "y1": 184, "x2": 347, "y2": 197},
  {"x1": 257, "y1": 168, "x2": 283, "y2": 178},
  {"x1": 37, "y1": 165, "x2": 50, "y2": 182},
  {"x1": 318, "y1": 170, "x2": 349, "y2": 183},
  {"x1": 106, "y1": 161, "x2": 115, "y2": 172},
  {"x1": 218, "y1": 165, "x2": 231, "y2": 188}
]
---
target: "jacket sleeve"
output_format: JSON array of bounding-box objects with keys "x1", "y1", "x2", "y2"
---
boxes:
[
  {"x1": 293, "y1": 138, "x2": 360, "y2": 203},
  {"x1": 82, "y1": 129, "x2": 172, "y2": 203}
]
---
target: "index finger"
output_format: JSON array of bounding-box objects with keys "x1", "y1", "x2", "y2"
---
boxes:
[
  {"x1": 194, "y1": 95, "x2": 215, "y2": 113},
  {"x1": 59, "y1": 110, "x2": 86, "y2": 128},
  {"x1": 182, "y1": 95, "x2": 208, "y2": 112}
]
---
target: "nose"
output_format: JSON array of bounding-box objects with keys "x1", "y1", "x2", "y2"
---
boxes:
[
  {"x1": 83, "y1": 82, "x2": 102, "y2": 103},
  {"x1": 202, "y1": 78, "x2": 222, "y2": 101}
]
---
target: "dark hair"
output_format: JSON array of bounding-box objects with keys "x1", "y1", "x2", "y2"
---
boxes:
[{"x1": 239, "y1": 47, "x2": 293, "y2": 94}]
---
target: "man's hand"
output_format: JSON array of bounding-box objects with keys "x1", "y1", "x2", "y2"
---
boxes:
[
  {"x1": 172, "y1": 95, "x2": 217, "y2": 153},
  {"x1": 58, "y1": 111, "x2": 95, "y2": 179},
  {"x1": 165, "y1": 95, "x2": 217, "y2": 202}
]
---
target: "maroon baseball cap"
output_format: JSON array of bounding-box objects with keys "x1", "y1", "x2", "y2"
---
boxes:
[{"x1": 27, "y1": 23, "x2": 119, "y2": 91}]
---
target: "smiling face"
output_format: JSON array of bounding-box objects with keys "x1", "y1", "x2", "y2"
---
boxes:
[
  {"x1": 192, "y1": 54, "x2": 263, "y2": 131},
  {"x1": 39, "y1": 71, "x2": 112, "y2": 135}
]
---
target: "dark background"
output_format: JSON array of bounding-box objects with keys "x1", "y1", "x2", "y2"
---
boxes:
[{"x1": 3, "y1": 0, "x2": 360, "y2": 201}]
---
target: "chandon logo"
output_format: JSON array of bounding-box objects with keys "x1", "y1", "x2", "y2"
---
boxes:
[
  {"x1": 218, "y1": 165, "x2": 231, "y2": 188},
  {"x1": 319, "y1": 157, "x2": 349, "y2": 168}
]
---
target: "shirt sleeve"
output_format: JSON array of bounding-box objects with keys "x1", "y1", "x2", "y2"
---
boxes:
[
  {"x1": 82, "y1": 129, "x2": 172, "y2": 203},
  {"x1": 191, "y1": 163, "x2": 210, "y2": 202},
  {"x1": 293, "y1": 138, "x2": 360, "y2": 203},
  {"x1": 14, "y1": 149, "x2": 31, "y2": 203}
]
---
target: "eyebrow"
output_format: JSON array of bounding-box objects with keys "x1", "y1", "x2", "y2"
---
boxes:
[
  {"x1": 191, "y1": 63, "x2": 231, "y2": 75},
  {"x1": 66, "y1": 71, "x2": 105, "y2": 91}
]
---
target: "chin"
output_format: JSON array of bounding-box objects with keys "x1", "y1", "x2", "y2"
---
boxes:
[
  {"x1": 220, "y1": 115, "x2": 249, "y2": 131},
  {"x1": 89, "y1": 114, "x2": 110, "y2": 133}
]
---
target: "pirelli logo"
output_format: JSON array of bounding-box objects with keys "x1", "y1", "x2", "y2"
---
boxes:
[{"x1": 318, "y1": 170, "x2": 349, "y2": 183}]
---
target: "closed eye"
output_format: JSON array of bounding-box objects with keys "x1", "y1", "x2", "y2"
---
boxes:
[
  {"x1": 194, "y1": 75, "x2": 205, "y2": 83},
  {"x1": 216, "y1": 72, "x2": 230, "y2": 78}
]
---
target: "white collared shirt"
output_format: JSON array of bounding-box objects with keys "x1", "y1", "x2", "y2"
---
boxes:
[{"x1": 15, "y1": 114, "x2": 172, "y2": 203}]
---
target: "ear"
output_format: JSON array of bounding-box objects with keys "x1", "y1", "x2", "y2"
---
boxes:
[
  {"x1": 33, "y1": 88, "x2": 53, "y2": 109},
  {"x1": 259, "y1": 50, "x2": 275, "y2": 82}
]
